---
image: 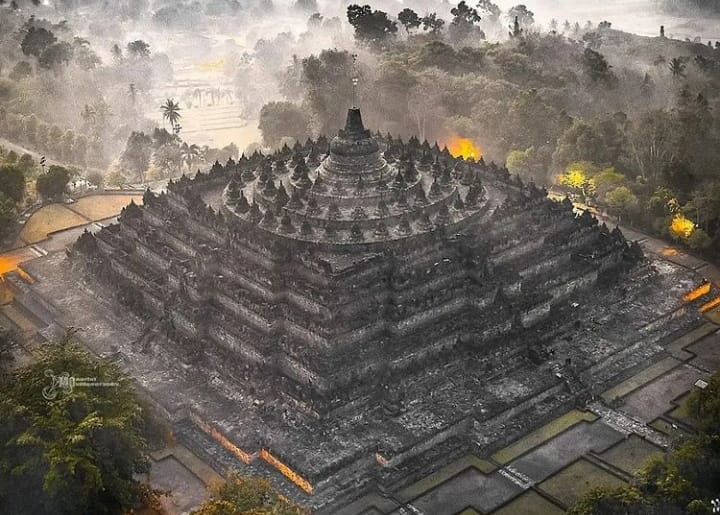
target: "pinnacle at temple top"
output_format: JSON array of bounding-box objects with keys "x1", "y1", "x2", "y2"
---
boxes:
[{"x1": 223, "y1": 107, "x2": 488, "y2": 247}]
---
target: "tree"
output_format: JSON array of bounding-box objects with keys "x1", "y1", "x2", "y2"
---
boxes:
[
  {"x1": 38, "y1": 42, "x2": 74, "y2": 69},
  {"x1": 20, "y1": 26, "x2": 56, "y2": 58},
  {"x1": 477, "y1": 0, "x2": 501, "y2": 24},
  {"x1": 0, "y1": 326, "x2": 16, "y2": 372},
  {"x1": 0, "y1": 164, "x2": 25, "y2": 202},
  {"x1": 111, "y1": 43, "x2": 123, "y2": 62},
  {"x1": 120, "y1": 131, "x2": 153, "y2": 183},
  {"x1": 582, "y1": 48, "x2": 617, "y2": 86},
  {"x1": 449, "y1": 1, "x2": 483, "y2": 43},
  {"x1": 669, "y1": 57, "x2": 687, "y2": 78},
  {"x1": 9, "y1": 61, "x2": 32, "y2": 81},
  {"x1": 346, "y1": 4, "x2": 398, "y2": 48},
  {"x1": 86, "y1": 171, "x2": 104, "y2": 189},
  {"x1": 126, "y1": 39, "x2": 150, "y2": 58},
  {"x1": 0, "y1": 192, "x2": 17, "y2": 239},
  {"x1": 421, "y1": 13, "x2": 445, "y2": 34},
  {"x1": 258, "y1": 101, "x2": 311, "y2": 147},
  {"x1": 0, "y1": 333, "x2": 160, "y2": 515},
  {"x1": 180, "y1": 142, "x2": 201, "y2": 171},
  {"x1": 571, "y1": 369, "x2": 720, "y2": 515},
  {"x1": 160, "y1": 98, "x2": 182, "y2": 133},
  {"x1": 300, "y1": 49, "x2": 354, "y2": 135},
  {"x1": 35, "y1": 165, "x2": 70, "y2": 201},
  {"x1": 398, "y1": 8, "x2": 421, "y2": 34},
  {"x1": 605, "y1": 186, "x2": 639, "y2": 220},
  {"x1": 191, "y1": 470, "x2": 308, "y2": 515},
  {"x1": 508, "y1": 4, "x2": 534, "y2": 28}
]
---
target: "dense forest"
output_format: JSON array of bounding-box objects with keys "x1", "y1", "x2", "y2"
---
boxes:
[{"x1": 258, "y1": 3, "x2": 720, "y2": 256}]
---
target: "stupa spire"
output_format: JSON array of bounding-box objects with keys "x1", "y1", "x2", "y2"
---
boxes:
[{"x1": 351, "y1": 53, "x2": 359, "y2": 109}]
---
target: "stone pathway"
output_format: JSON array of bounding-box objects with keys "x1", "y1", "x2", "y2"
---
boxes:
[{"x1": 587, "y1": 401, "x2": 671, "y2": 448}]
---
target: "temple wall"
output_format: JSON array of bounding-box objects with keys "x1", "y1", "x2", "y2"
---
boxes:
[
  {"x1": 209, "y1": 325, "x2": 266, "y2": 364},
  {"x1": 548, "y1": 268, "x2": 599, "y2": 301}
]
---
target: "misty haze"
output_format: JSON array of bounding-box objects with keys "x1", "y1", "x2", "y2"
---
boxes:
[{"x1": 0, "y1": 1, "x2": 719, "y2": 514}]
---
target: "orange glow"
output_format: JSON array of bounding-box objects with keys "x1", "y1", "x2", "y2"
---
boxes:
[
  {"x1": 700, "y1": 296, "x2": 720, "y2": 313},
  {"x1": 191, "y1": 415, "x2": 253, "y2": 464},
  {"x1": 0, "y1": 249, "x2": 35, "y2": 276},
  {"x1": 683, "y1": 282, "x2": 711, "y2": 302},
  {"x1": 446, "y1": 135, "x2": 482, "y2": 160},
  {"x1": 261, "y1": 449, "x2": 313, "y2": 494}
]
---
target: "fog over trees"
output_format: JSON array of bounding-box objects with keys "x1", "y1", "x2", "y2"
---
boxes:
[{"x1": 0, "y1": 0, "x2": 719, "y2": 252}]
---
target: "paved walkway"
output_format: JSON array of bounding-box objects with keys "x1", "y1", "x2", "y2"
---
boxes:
[{"x1": 587, "y1": 401, "x2": 671, "y2": 449}]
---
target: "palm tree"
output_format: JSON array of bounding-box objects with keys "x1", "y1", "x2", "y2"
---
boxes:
[
  {"x1": 128, "y1": 83, "x2": 137, "y2": 105},
  {"x1": 160, "y1": 98, "x2": 182, "y2": 133},
  {"x1": 180, "y1": 142, "x2": 200, "y2": 171},
  {"x1": 669, "y1": 57, "x2": 686, "y2": 79}
]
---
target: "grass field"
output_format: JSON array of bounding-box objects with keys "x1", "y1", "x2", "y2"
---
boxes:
[
  {"x1": 492, "y1": 490, "x2": 564, "y2": 515},
  {"x1": 491, "y1": 409, "x2": 598, "y2": 465},
  {"x1": 19, "y1": 204, "x2": 89, "y2": 244},
  {"x1": 18, "y1": 194, "x2": 142, "y2": 245},
  {"x1": 649, "y1": 418, "x2": 694, "y2": 440},
  {"x1": 601, "y1": 357, "x2": 681, "y2": 403},
  {"x1": 69, "y1": 194, "x2": 143, "y2": 221},
  {"x1": 395, "y1": 455, "x2": 496, "y2": 503},
  {"x1": 538, "y1": 458, "x2": 627, "y2": 508},
  {"x1": 600, "y1": 435, "x2": 664, "y2": 474}
]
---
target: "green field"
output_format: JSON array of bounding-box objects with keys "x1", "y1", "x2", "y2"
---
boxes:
[
  {"x1": 538, "y1": 458, "x2": 627, "y2": 508},
  {"x1": 492, "y1": 490, "x2": 564, "y2": 515},
  {"x1": 600, "y1": 435, "x2": 664, "y2": 474},
  {"x1": 491, "y1": 409, "x2": 598, "y2": 465}
]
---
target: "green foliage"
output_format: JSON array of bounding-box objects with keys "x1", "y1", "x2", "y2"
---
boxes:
[
  {"x1": 506, "y1": 146, "x2": 546, "y2": 183},
  {"x1": 191, "y1": 470, "x2": 308, "y2": 515},
  {"x1": 21, "y1": 26, "x2": 57, "y2": 58},
  {"x1": 571, "y1": 369, "x2": 720, "y2": 514},
  {"x1": 605, "y1": 186, "x2": 639, "y2": 217},
  {"x1": 346, "y1": 4, "x2": 398, "y2": 49},
  {"x1": 583, "y1": 48, "x2": 617, "y2": 86},
  {"x1": 36, "y1": 165, "x2": 70, "y2": 200},
  {"x1": 0, "y1": 163, "x2": 26, "y2": 202},
  {"x1": 398, "y1": 8, "x2": 421, "y2": 34},
  {"x1": 126, "y1": 39, "x2": 150, "y2": 58},
  {"x1": 686, "y1": 228, "x2": 712, "y2": 249},
  {"x1": 0, "y1": 326, "x2": 16, "y2": 371},
  {"x1": 38, "y1": 42, "x2": 74, "y2": 69},
  {"x1": 508, "y1": 4, "x2": 534, "y2": 27},
  {"x1": 258, "y1": 101, "x2": 311, "y2": 147},
  {"x1": 0, "y1": 334, "x2": 158, "y2": 515},
  {"x1": 0, "y1": 191, "x2": 17, "y2": 238},
  {"x1": 120, "y1": 131, "x2": 153, "y2": 182}
]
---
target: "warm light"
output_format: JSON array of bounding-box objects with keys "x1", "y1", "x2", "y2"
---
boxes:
[
  {"x1": 195, "y1": 59, "x2": 225, "y2": 71},
  {"x1": 0, "y1": 248, "x2": 38, "y2": 277},
  {"x1": 261, "y1": 449, "x2": 313, "y2": 494},
  {"x1": 670, "y1": 214, "x2": 695, "y2": 239},
  {"x1": 446, "y1": 135, "x2": 482, "y2": 160},
  {"x1": 683, "y1": 282, "x2": 711, "y2": 302},
  {"x1": 700, "y1": 297, "x2": 720, "y2": 313}
]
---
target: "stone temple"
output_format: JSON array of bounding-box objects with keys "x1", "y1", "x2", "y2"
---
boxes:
[{"x1": 16, "y1": 104, "x2": 702, "y2": 510}]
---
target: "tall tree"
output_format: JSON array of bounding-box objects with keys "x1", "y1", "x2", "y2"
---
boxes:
[
  {"x1": 0, "y1": 333, "x2": 160, "y2": 515},
  {"x1": 397, "y1": 8, "x2": 421, "y2": 34},
  {"x1": 668, "y1": 57, "x2": 687, "y2": 78},
  {"x1": 0, "y1": 164, "x2": 25, "y2": 202},
  {"x1": 35, "y1": 165, "x2": 70, "y2": 201},
  {"x1": 126, "y1": 39, "x2": 150, "y2": 58},
  {"x1": 120, "y1": 131, "x2": 153, "y2": 183},
  {"x1": 160, "y1": 98, "x2": 182, "y2": 133},
  {"x1": 346, "y1": 4, "x2": 398, "y2": 48},
  {"x1": 20, "y1": 26, "x2": 56, "y2": 57}
]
